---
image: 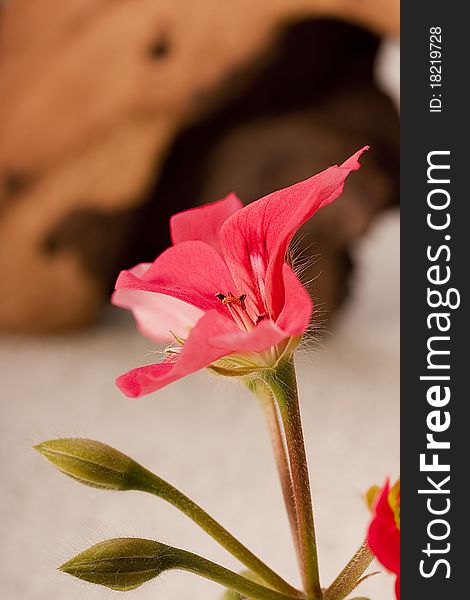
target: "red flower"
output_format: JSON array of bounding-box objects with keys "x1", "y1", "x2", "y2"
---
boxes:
[
  {"x1": 113, "y1": 147, "x2": 368, "y2": 397},
  {"x1": 367, "y1": 479, "x2": 400, "y2": 599}
]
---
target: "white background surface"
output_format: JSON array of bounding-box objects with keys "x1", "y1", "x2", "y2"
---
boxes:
[{"x1": 1, "y1": 209, "x2": 399, "y2": 599}]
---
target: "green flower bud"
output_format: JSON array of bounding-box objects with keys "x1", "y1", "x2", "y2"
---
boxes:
[
  {"x1": 34, "y1": 438, "x2": 139, "y2": 490},
  {"x1": 60, "y1": 538, "x2": 168, "y2": 591},
  {"x1": 35, "y1": 440, "x2": 301, "y2": 599},
  {"x1": 61, "y1": 539, "x2": 299, "y2": 600}
]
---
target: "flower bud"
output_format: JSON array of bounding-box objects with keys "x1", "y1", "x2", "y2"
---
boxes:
[
  {"x1": 60, "y1": 538, "x2": 168, "y2": 591},
  {"x1": 61, "y1": 540, "x2": 295, "y2": 600},
  {"x1": 35, "y1": 438, "x2": 139, "y2": 490}
]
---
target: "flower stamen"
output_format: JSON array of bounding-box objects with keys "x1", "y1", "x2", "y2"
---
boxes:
[
  {"x1": 215, "y1": 292, "x2": 246, "y2": 308},
  {"x1": 216, "y1": 292, "x2": 259, "y2": 331}
]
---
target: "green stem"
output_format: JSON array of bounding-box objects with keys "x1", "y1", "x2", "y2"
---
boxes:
[
  {"x1": 131, "y1": 465, "x2": 303, "y2": 598},
  {"x1": 263, "y1": 360, "x2": 322, "y2": 600},
  {"x1": 324, "y1": 541, "x2": 374, "y2": 600},
  {"x1": 161, "y1": 544, "x2": 303, "y2": 600},
  {"x1": 251, "y1": 379, "x2": 304, "y2": 588}
]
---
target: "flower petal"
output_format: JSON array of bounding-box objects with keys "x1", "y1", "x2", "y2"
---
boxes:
[
  {"x1": 112, "y1": 288, "x2": 204, "y2": 343},
  {"x1": 113, "y1": 262, "x2": 154, "y2": 292},
  {"x1": 367, "y1": 480, "x2": 400, "y2": 576},
  {"x1": 116, "y1": 306, "x2": 295, "y2": 397},
  {"x1": 116, "y1": 240, "x2": 236, "y2": 314},
  {"x1": 116, "y1": 310, "x2": 240, "y2": 397},
  {"x1": 211, "y1": 318, "x2": 286, "y2": 354},
  {"x1": 275, "y1": 264, "x2": 313, "y2": 337},
  {"x1": 128, "y1": 263, "x2": 152, "y2": 277},
  {"x1": 170, "y1": 193, "x2": 243, "y2": 254},
  {"x1": 116, "y1": 358, "x2": 177, "y2": 398},
  {"x1": 395, "y1": 576, "x2": 400, "y2": 600},
  {"x1": 220, "y1": 147, "x2": 368, "y2": 319}
]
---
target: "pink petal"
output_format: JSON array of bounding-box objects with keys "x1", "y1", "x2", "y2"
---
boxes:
[
  {"x1": 220, "y1": 147, "x2": 368, "y2": 319},
  {"x1": 112, "y1": 288, "x2": 204, "y2": 343},
  {"x1": 170, "y1": 193, "x2": 243, "y2": 254},
  {"x1": 211, "y1": 318, "x2": 286, "y2": 353},
  {"x1": 275, "y1": 264, "x2": 313, "y2": 337},
  {"x1": 367, "y1": 480, "x2": 400, "y2": 576},
  {"x1": 116, "y1": 240, "x2": 236, "y2": 314},
  {"x1": 128, "y1": 263, "x2": 152, "y2": 277},
  {"x1": 113, "y1": 262, "x2": 154, "y2": 292},
  {"x1": 116, "y1": 307, "x2": 294, "y2": 397},
  {"x1": 116, "y1": 310, "x2": 239, "y2": 397},
  {"x1": 117, "y1": 358, "x2": 176, "y2": 398}
]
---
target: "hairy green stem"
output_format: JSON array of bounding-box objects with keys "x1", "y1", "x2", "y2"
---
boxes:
[
  {"x1": 169, "y1": 545, "x2": 303, "y2": 600},
  {"x1": 263, "y1": 360, "x2": 322, "y2": 599},
  {"x1": 132, "y1": 466, "x2": 303, "y2": 598},
  {"x1": 35, "y1": 438, "x2": 301, "y2": 597},
  {"x1": 324, "y1": 541, "x2": 374, "y2": 600},
  {"x1": 251, "y1": 379, "x2": 304, "y2": 588},
  {"x1": 60, "y1": 537, "x2": 303, "y2": 599}
]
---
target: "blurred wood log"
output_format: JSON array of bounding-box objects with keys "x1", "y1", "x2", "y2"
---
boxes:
[{"x1": 0, "y1": 0, "x2": 398, "y2": 332}]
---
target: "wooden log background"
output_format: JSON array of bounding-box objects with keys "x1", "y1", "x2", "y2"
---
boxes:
[{"x1": 0, "y1": 0, "x2": 399, "y2": 333}]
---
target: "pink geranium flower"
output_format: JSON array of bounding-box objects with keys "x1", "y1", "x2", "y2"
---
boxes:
[
  {"x1": 113, "y1": 147, "x2": 368, "y2": 397},
  {"x1": 367, "y1": 479, "x2": 400, "y2": 600}
]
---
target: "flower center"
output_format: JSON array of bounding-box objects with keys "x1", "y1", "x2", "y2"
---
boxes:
[{"x1": 216, "y1": 292, "x2": 267, "y2": 331}]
